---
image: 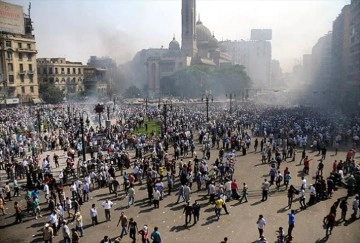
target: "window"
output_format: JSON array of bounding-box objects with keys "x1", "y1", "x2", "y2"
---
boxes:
[
  {"x1": 18, "y1": 53, "x2": 23, "y2": 60},
  {"x1": 27, "y1": 53, "x2": 31, "y2": 61},
  {"x1": 43, "y1": 78, "x2": 47, "y2": 82},
  {"x1": 55, "y1": 78, "x2": 59, "y2": 83},
  {"x1": 9, "y1": 75, "x2": 14, "y2": 84},
  {"x1": 19, "y1": 64, "x2": 23, "y2": 71},
  {"x1": 18, "y1": 43, "x2": 22, "y2": 48},
  {"x1": 49, "y1": 67, "x2": 53, "y2": 74},
  {"x1": 5, "y1": 41, "x2": 11, "y2": 47},
  {"x1": 78, "y1": 68, "x2": 81, "y2": 74},
  {"x1": 30, "y1": 86, "x2": 34, "y2": 93},
  {"x1": 6, "y1": 51, "x2": 12, "y2": 60},
  {"x1": 67, "y1": 68, "x2": 70, "y2": 74},
  {"x1": 43, "y1": 68, "x2": 47, "y2": 74},
  {"x1": 29, "y1": 76, "x2": 33, "y2": 83},
  {"x1": 49, "y1": 78, "x2": 54, "y2": 83},
  {"x1": 55, "y1": 68, "x2": 58, "y2": 74},
  {"x1": 7, "y1": 63, "x2": 13, "y2": 71},
  {"x1": 28, "y1": 64, "x2": 32, "y2": 71},
  {"x1": 61, "y1": 68, "x2": 64, "y2": 74},
  {"x1": 21, "y1": 87, "x2": 25, "y2": 93},
  {"x1": 27, "y1": 43, "x2": 31, "y2": 49},
  {"x1": 20, "y1": 75, "x2": 24, "y2": 83},
  {"x1": 37, "y1": 68, "x2": 41, "y2": 74},
  {"x1": 73, "y1": 68, "x2": 76, "y2": 74}
]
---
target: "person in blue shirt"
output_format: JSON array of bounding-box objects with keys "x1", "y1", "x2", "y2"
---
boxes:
[
  {"x1": 150, "y1": 226, "x2": 161, "y2": 243},
  {"x1": 288, "y1": 210, "x2": 295, "y2": 240}
]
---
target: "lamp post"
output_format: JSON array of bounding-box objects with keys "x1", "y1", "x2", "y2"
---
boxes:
[
  {"x1": 202, "y1": 94, "x2": 213, "y2": 122},
  {"x1": 36, "y1": 108, "x2": 41, "y2": 133},
  {"x1": 113, "y1": 97, "x2": 116, "y2": 112},
  {"x1": 67, "y1": 105, "x2": 71, "y2": 124},
  {"x1": 226, "y1": 92, "x2": 236, "y2": 114},
  {"x1": 144, "y1": 98, "x2": 149, "y2": 115},
  {"x1": 75, "y1": 110, "x2": 90, "y2": 162},
  {"x1": 106, "y1": 105, "x2": 110, "y2": 120},
  {"x1": 94, "y1": 104, "x2": 104, "y2": 129},
  {"x1": 158, "y1": 100, "x2": 172, "y2": 138}
]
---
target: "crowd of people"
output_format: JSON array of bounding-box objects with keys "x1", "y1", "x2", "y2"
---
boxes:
[{"x1": 0, "y1": 101, "x2": 359, "y2": 243}]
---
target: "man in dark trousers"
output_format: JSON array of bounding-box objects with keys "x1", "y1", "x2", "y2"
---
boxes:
[
  {"x1": 192, "y1": 200, "x2": 201, "y2": 224},
  {"x1": 183, "y1": 201, "x2": 193, "y2": 226}
]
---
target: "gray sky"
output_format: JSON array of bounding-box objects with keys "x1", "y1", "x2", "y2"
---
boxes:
[{"x1": 10, "y1": 0, "x2": 349, "y2": 72}]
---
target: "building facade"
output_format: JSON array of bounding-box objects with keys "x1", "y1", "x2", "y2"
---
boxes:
[
  {"x1": 331, "y1": 5, "x2": 351, "y2": 97},
  {"x1": 37, "y1": 58, "x2": 85, "y2": 95},
  {"x1": 0, "y1": 2, "x2": 39, "y2": 105},
  {"x1": 222, "y1": 39, "x2": 272, "y2": 88},
  {"x1": 348, "y1": 0, "x2": 360, "y2": 106}
]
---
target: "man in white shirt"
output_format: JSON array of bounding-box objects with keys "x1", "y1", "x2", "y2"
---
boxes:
[
  {"x1": 225, "y1": 180, "x2": 232, "y2": 200},
  {"x1": 299, "y1": 189, "x2": 306, "y2": 209},
  {"x1": 102, "y1": 199, "x2": 113, "y2": 221},
  {"x1": 257, "y1": 214, "x2": 266, "y2": 238},
  {"x1": 43, "y1": 183, "x2": 50, "y2": 203},
  {"x1": 48, "y1": 211, "x2": 58, "y2": 236}
]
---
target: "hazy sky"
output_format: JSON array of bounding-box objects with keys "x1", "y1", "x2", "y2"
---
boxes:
[{"x1": 9, "y1": 0, "x2": 349, "y2": 72}]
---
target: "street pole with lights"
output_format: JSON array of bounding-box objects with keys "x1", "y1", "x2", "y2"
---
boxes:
[
  {"x1": 37, "y1": 108, "x2": 41, "y2": 133},
  {"x1": 75, "y1": 110, "x2": 90, "y2": 162},
  {"x1": 95, "y1": 104, "x2": 104, "y2": 129},
  {"x1": 158, "y1": 100, "x2": 172, "y2": 138},
  {"x1": 202, "y1": 94, "x2": 213, "y2": 122},
  {"x1": 226, "y1": 92, "x2": 236, "y2": 114}
]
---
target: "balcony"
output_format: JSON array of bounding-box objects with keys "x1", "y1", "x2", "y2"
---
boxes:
[
  {"x1": 17, "y1": 48, "x2": 38, "y2": 54},
  {"x1": 19, "y1": 70, "x2": 26, "y2": 75},
  {"x1": 28, "y1": 70, "x2": 34, "y2": 75}
]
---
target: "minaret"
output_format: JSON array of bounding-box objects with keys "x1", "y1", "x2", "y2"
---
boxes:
[{"x1": 181, "y1": 0, "x2": 197, "y2": 57}]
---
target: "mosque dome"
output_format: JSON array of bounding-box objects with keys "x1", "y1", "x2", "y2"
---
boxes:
[
  {"x1": 208, "y1": 34, "x2": 219, "y2": 49},
  {"x1": 196, "y1": 19, "x2": 212, "y2": 42},
  {"x1": 169, "y1": 37, "x2": 180, "y2": 51}
]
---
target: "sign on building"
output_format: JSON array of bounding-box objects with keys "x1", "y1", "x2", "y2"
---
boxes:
[
  {"x1": 6, "y1": 98, "x2": 19, "y2": 104},
  {"x1": 0, "y1": 1, "x2": 25, "y2": 35}
]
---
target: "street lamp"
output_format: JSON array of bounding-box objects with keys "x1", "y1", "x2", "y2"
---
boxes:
[
  {"x1": 94, "y1": 103, "x2": 105, "y2": 129},
  {"x1": 144, "y1": 98, "x2": 149, "y2": 115},
  {"x1": 202, "y1": 94, "x2": 213, "y2": 122},
  {"x1": 158, "y1": 100, "x2": 172, "y2": 138},
  {"x1": 226, "y1": 92, "x2": 236, "y2": 114},
  {"x1": 36, "y1": 108, "x2": 41, "y2": 133},
  {"x1": 67, "y1": 105, "x2": 71, "y2": 124},
  {"x1": 74, "y1": 110, "x2": 90, "y2": 162}
]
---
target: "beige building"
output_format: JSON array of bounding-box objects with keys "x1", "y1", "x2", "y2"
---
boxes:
[
  {"x1": 0, "y1": 28, "x2": 39, "y2": 104},
  {"x1": 37, "y1": 58, "x2": 85, "y2": 95}
]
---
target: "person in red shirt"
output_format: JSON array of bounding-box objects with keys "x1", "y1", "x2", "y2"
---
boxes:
[
  {"x1": 303, "y1": 156, "x2": 312, "y2": 175},
  {"x1": 231, "y1": 179, "x2": 239, "y2": 200},
  {"x1": 332, "y1": 160, "x2": 337, "y2": 173}
]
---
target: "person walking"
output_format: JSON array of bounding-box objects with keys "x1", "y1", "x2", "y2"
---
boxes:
[
  {"x1": 339, "y1": 199, "x2": 348, "y2": 223},
  {"x1": 183, "y1": 201, "x2": 193, "y2": 226},
  {"x1": 323, "y1": 212, "x2": 335, "y2": 236},
  {"x1": 261, "y1": 179, "x2": 270, "y2": 201},
  {"x1": 14, "y1": 201, "x2": 22, "y2": 223},
  {"x1": 287, "y1": 210, "x2": 295, "y2": 240},
  {"x1": 128, "y1": 217, "x2": 138, "y2": 243},
  {"x1": 102, "y1": 199, "x2": 113, "y2": 221},
  {"x1": 75, "y1": 212, "x2": 84, "y2": 237},
  {"x1": 128, "y1": 185, "x2": 135, "y2": 208},
  {"x1": 150, "y1": 226, "x2": 162, "y2": 243},
  {"x1": 90, "y1": 203, "x2": 98, "y2": 226},
  {"x1": 239, "y1": 182, "x2": 248, "y2": 203},
  {"x1": 43, "y1": 223, "x2": 54, "y2": 243},
  {"x1": 117, "y1": 211, "x2": 128, "y2": 239},
  {"x1": 215, "y1": 197, "x2": 223, "y2": 220},
  {"x1": 192, "y1": 200, "x2": 201, "y2": 224},
  {"x1": 153, "y1": 188, "x2": 161, "y2": 209},
  {"x1": 62, "y1": 220, "x2": 71, "y2": 243},
  {"x1": 71, "y1": 228, "x2": 80, "y2": 243},
  {"x1": 299, "y1": 188, "x2": 306, "y2": 209},
  {"x1": 256, "y1": 214, "x2": 266, "y2": 238},
  {"x1": 351, "y1": 195, "x2": 359, "y2": 219},
  {"x1": 138, "y1": 225, "x2": 149, "y2": 243}
]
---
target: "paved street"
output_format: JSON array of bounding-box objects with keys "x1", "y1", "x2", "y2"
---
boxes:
[{"x1": 0, "y1": 139, "x2": 359, "y2": 243}]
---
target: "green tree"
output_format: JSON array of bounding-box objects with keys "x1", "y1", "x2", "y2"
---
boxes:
[
  {"x1": 123, "y1": 85, "x2": 142, "y2": 98},
  {"x1": 39, "y1": 83, "x2": 65, "y2": 104}
]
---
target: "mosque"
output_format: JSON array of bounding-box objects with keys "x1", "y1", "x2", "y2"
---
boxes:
[{"x1": 146, "y1": 0, "x2": 231, "y2": 96}]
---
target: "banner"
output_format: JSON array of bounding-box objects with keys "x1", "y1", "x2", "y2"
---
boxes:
[{"x1": 0, "y1": 1, "x2": 25, "y2": 35}]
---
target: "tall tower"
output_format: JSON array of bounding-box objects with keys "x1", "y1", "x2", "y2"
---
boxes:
[{"x1": 181, "y1": 0, "x2": 197, "y2": 57}]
